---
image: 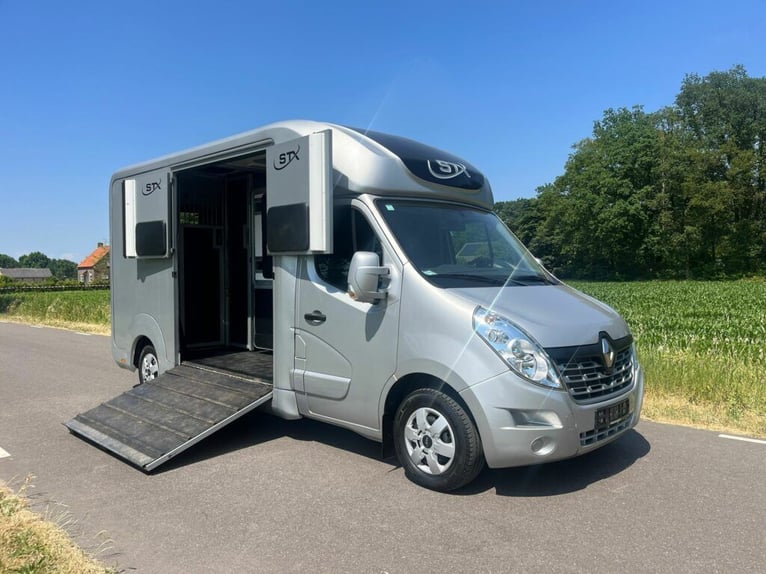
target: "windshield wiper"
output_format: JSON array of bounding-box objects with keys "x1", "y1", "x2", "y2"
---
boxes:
[
  {"x1": 430, "y1": 273, "x2": 509, "y2": 285},
  {"x1": 508, "y1": 273, "x2": 555, "y2": 285}
]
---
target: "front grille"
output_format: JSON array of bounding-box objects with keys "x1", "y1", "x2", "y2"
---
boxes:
[
  {"x1": 580, "y1": 417, "x2": 632, "y2": 446},
  {"x1": 557, "y1": 347, "x2": 634, "y2": 403}
]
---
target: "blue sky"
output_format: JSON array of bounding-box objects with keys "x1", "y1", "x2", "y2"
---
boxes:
[{"x1": 1, "y1": 0, "x2": 764, "y2": 264}]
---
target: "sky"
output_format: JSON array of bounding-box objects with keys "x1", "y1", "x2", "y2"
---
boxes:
[{"x1": 1, "y1": 0, "x2": 764, "y2": 264}]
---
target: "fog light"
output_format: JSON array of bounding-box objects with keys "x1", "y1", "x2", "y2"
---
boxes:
[{"x1": 530, "y1": 436, "x2": 555, "y2": 456}]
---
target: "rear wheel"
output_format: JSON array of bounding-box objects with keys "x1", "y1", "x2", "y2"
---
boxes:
[
  {"x1": 137, "y1": 345, "x2": 159, "y2": 385},
  {"x1": 394, "y1": 388, "x2": 485, "y2": 492}
]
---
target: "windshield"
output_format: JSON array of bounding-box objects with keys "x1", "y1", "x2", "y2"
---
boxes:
[{"x1": 376, "y1": 200, "x2": 557, "y2": 288}]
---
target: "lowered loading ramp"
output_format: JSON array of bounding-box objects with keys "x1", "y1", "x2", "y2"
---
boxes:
[{"x1": 65, "y1": 363, "x2": 272, "y2": 471}]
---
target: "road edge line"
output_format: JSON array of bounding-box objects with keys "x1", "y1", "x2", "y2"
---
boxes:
[{"x1": 718, "y1": 434, "x2": 766, "y2": 445}]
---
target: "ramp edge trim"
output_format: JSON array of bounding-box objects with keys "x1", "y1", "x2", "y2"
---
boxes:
[{"x1": 65, "y1": 418, "x2": 155, "y2": 469}]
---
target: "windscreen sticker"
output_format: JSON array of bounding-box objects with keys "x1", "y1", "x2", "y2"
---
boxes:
[{"x1": 385, "y1": 204, "x2": 395, "y2": 211}]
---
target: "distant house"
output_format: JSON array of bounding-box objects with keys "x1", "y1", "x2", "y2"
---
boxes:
[
  {"x1": 0, "y1": 268, "x2": 53, "y2": 283},
  {"x1": 78, "y1": 243, "x2": 110, "y2": 284}
]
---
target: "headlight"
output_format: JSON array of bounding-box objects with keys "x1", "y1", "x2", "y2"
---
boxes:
[{"x1": 473, "y1": 306, "x2": 563, "y2": 389}]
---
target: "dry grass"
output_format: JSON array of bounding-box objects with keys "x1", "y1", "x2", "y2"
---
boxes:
[
  {"x1": 0, "y1": 478, "x2": 116, "y2": 574},
  {"x1": 637, "y1": 346, "x2": 766, "y2": 438},
  {"x1": 642, "y1": 390, "x2": 766, "y2": 438}
]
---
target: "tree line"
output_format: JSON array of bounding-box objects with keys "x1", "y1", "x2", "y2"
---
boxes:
[
  {"x1": 0, "y1": 252, "x2": 77, "y2": 280},
  {"x1": 495, "y1": 66, "x2": 766, "y2": 280}
]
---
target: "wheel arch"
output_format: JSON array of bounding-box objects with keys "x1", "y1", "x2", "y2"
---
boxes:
[
  {"x1": 132, "y1": 336, "x2": 154, "y2": 369},
  {"x1": 126, "y1": 313, "x2": 169, "y2": 373},
  {"x1": 381, "y1": 373, "x2": 478, "y2": 458}
]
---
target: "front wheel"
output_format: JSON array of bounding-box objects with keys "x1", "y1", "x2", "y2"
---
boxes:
[
  {"x1": 137, "y1": 345, "x2": 159, "y2": 385},
  {"x1": 394, "y1": 388, "x2": 485, "y2": 492}
]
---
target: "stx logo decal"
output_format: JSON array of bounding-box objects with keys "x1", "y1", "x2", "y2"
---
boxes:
[
  {"x1": 427, "y1": 160, "x2": 471, "y2": 180},
  {"x1": 143, "y1": 180, "x2": 162, "y2": 195},
  {"x1": 273, "y1": 145, "x2": 301, "y2": 170}
]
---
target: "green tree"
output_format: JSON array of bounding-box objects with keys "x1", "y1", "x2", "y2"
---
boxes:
[
  {"x1": 675, "y1": 65, "x2": 766, "y2": 275},
  {"x1": 18, "y1": 251, "x2": 51, "y2": 269},
  {"x1": 501, "y1": 66, "x2": 766, "y2": 280},
  {"x1": 0, "y1": 253, "x2": 19, "y2": 268},
  {"x1": 540, "y1": 107, "x2": 658, "y2": 278},
  {"x1": 49, "y1": 259, "x2": 78, "y2": 280},
  {"x1": 494, "y1": 198, "x2": 541, "y2": 246}
]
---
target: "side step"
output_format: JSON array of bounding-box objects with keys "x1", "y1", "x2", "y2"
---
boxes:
[{"x1": 65, "y1": 364, "x2": 272, "y2": 471}]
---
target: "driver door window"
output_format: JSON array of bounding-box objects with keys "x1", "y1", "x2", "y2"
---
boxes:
[{"x1": 315, "y1": 206, "x2": 381, "y2": 290}]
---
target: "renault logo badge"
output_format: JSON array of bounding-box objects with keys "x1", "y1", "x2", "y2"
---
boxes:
[{"x1": 601, "y1": 338, "x2": 615, "y2": 371}]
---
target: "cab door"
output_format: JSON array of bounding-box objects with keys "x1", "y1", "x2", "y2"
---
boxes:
[{"x1": 295, "y1": 203, "x2": 401, "y2": 431}]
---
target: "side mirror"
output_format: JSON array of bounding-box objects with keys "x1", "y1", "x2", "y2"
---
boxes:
[{"x1": 347, "y1": 251, "x2": 389, "y2": 303}]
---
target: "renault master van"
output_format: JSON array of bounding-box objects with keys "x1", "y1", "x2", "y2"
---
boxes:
[{"x1": 67, "y1": 120, "x2": 644, "y2": 491}]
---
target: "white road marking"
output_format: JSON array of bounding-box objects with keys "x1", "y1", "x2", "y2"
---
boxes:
[
  {"x1": 0, "y1": 446, "x2": 10, "y2": 459},
  {"x1": 719, "y1": 434, "x2": 766, "y2": 445}
]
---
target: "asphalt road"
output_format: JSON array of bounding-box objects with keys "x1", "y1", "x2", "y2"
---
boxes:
[{"x1": 0, "y1": 321, "x2": 764, "y2": 573}]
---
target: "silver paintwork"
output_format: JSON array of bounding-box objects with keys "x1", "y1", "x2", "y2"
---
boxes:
[
  {"x1": 448, "y1": 283, "x2": 630, "y2": 348},
  {"x1": 460, "y1": 362, "x2": 644, "y2": 468}
]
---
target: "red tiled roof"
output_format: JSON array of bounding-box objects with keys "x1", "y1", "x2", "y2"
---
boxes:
[{"x1": 78, "y1": 245, "x2": 110, "y2": 269}]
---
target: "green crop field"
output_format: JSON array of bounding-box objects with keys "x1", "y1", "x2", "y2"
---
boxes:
[
  {"x1": 0, "y1": 289, "x2": 111, "y2": 333},
  {"x1": 571, "y1": 279, "x2": 766, "y2": 437}
]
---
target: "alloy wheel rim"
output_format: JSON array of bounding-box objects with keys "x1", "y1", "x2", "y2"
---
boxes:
[
  {"x1": 403, "y1": 407, "x2": 456, "y2": 475},
  {"x1": 141, "y1": 353, "x2": 158, "y2": 382}
]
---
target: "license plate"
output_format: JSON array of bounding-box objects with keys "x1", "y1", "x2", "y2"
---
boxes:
[{"x1": 595, "y1": 399, "x2": 630, "y2": 429}]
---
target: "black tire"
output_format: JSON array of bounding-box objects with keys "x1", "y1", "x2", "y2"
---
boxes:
[
  {"x1": 394, "y1": 388, "x2": 485, "y2": 492},
  {"x1": 137, "y1": 344, "x2": 159, "y2": 385}
]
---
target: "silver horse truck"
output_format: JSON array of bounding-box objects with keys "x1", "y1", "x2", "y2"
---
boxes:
[{"x1": 66, "y1": 120, "x2": 644, "y2": 491}]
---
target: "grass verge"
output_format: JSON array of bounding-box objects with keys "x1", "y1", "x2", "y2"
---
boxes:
[
  {"x1": 572, "y1": 279, "x2": 766, "y2": 438},
  {"x1": 640, "y1": 349, "x2": 766, "y2": 437},
  {"x1": 0, "y1": 290, "x2": 110, "y2": 335},
  {"x1": 0, "y1": 478, "x2": 115, "y2": 574}
]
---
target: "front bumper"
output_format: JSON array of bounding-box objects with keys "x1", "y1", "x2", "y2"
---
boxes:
[{"x1": 460, "y1": 363, "x2": 645, "y2": 469}]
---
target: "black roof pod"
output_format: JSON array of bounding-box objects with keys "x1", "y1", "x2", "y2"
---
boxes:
[{"x1": 348, "y1": 128, "x2": 485, "y2": 191}]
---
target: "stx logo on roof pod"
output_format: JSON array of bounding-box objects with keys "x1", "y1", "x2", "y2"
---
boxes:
[
  {"x1": 273, "y1": 145, "x2": 301, "y2": 171},
  {"x1": 427, "y1": 159, "x2": 471, "y2": 180}
]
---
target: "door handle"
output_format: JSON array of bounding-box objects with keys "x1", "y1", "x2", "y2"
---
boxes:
[{"x1": 304, "y1": 310, "x2": 326, "y2": 325}]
